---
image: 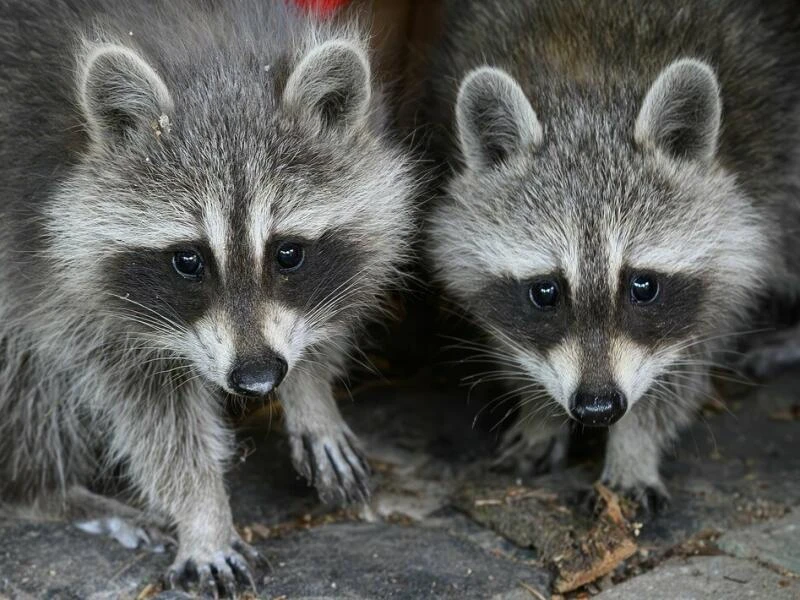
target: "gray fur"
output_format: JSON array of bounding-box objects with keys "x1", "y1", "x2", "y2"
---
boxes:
[
  {"x1": 424, "y1": 0, "x2": 800, "y2": 509},
  {"x1": 0, "y1": 0, "x2": 416, "y2": 591},
  {"x1": 634, "y1": 59, "x2": 721, "y2": 163},
  {"x1": 456, "y1": 66, "x2": 543, "y2": 171}
]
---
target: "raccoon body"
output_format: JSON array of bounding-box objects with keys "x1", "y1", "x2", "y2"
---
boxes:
[
  {"x1": 425, "y1": 0, "x2": 800, "y2": 509},
  {"x1": 0, "y1": 0, "x2": 415, "y2": 589}
]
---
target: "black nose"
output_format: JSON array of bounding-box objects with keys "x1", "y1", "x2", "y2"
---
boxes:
[
  {"x1": 228, "y1": 353, "x2": 288, "y2": 398},
  {"x1": 569, "y1": 388, "x2": 627, "y2": 427}
]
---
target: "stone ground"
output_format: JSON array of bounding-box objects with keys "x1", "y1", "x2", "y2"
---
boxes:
[{"x1": 0, "y1": 366, "x2": 798, "y2": 599}]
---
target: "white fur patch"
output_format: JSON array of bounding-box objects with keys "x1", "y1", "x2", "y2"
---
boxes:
[
  {"x1": 610, "y1": 336, "x2": 657, "y2": 407},
  {"x1": 544, "y1": 338, "x2": 581, "y2": 409},
  {"x1": 261, "y1": 303, "x2": 307, "y2": 369},
  {"x1": 202, "y1": 199, "x2": 230, "y2": 280},
  {"x1": 500, "y1": 336, "x2": 580, "y2": 412},
  {"x1": 247, "y1": 188, "x2": 277, "y2": 272},
  {"x1": 186, "y1": 309, "x2": 236, "y2": 390}
]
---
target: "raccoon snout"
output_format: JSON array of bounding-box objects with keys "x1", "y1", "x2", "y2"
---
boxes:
[
  {"x1": 569, "y1": 388, "x2": 627, "y2": 427},
  {"x1": 228, "y1": 352, "x2": 288, "y2": 398}
]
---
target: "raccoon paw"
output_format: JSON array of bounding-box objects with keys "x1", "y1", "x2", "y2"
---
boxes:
[
  {"x1": 290, "y1": 429, "x2": 371, "y2": 505},
  {"x1": 493, "y1": 428, "x2": 568, "y2": 475},
  {"x1": 164, "y1": 538, "x2": 259, "y2": 599},
  {"x1": 738, "y1": 328, "x2": 800, "y2": 380},
  {"x1": 74, "y1": 516, "x2": 175, "y2": 554},
  {"x1": 604, "y1": 480, "x2": 671, "y2": 519}
]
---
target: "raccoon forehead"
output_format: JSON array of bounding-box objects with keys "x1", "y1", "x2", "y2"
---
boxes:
[
  {"x1": 49, "y1": 183, "x2": 204, "y2": 250},
  {"x1": 621, "y1": 164, "x2": 769, "y2": 277},
  {"x1": 429, "y1": 199, "x2": 578, "y2": 296}
]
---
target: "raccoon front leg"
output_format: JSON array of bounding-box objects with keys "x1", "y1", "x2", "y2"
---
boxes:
[
  {"x1": 107, "y1": 388, "x2": 259, "y2": 596},
  {"x1": 494, "y1": 402, "x2": 569, "y2": 475},
  {"x1": 739, "y1": 323, "x2": 800, "y2": 379},
  {"x1": 66, "y1": 485, "x2": 174, "y2": 553},
  {"x1": 279, "y1": 364, "x2": 370, "y2": 505},
  {"x1": 601, "y1": 404, "x2": 675, "y2": 515}
]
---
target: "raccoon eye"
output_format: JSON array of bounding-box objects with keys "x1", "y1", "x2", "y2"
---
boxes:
[
  {"x1": 630, "y1": 273, "x2": 659, "y2": 304},
  {"x1": 276, "y1": 242, "x2": 305, "y2": 272},
  {"x1": 529, "y1": 279, "x2": 559, "y2": 310},
  {"x1": 172, "y1": 250, "x2": 204, "y2": 281}
]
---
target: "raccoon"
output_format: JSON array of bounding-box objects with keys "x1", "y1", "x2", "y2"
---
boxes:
[
  {"x1": 424, "y1": 0, "x2": 800, "y2": 511},
  {"x1": 0, "y1": 0, "x2": 415, "y2": 592}
]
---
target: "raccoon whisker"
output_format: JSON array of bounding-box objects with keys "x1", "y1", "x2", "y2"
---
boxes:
[
  {"x1": 461, "y1": 371, "x2": 536, "y2": 385},
  {"x1": 506, "y1": 395, "x2": 562, "y2": 431},
  {"x1": 108, "y1": 316, "x2": 177, "y2": 338},
  {"x1": 162, "y1": 369, "x2": 202, "y2": 392},
  {"x1": 303, "y1": 265, "x2": 370, "y2": 316},
  {"x1": 314, "y1": 336, "x2": 381, "y2": 380},
  {"x1": 303, "y1": 261, "x2": 391, "y2": 327},
  {"x1": 107, "y1": 294, "x2": 189, "y2": 334},
  {"x1": 649, "y1": 382, "x2": 697, "y2": 412},
  {"x1": 439, "y1": 334, "x2": 499, "y2": 352},
  {"x1": 461, "y1": 367, "x2": 539, "y2": 395},
  {"x1": 472, "y1": 393, "x2": 520, "y2": 430},
  {"x1": 439, "y1": 341, "x2": 503, "y2": 355},
  {"x1": 482, "y1": 323, "x2": 534, "y2": 362},
  {"x1": 170, "y1": 371, "x2": 206, "y2": 394},
  {"x1": 650, "y1": 377, "x2": 727, "y2": 416},
  {"x1": 293, "y1": 359, "x2": 337, "y2": 388},
  {"x1": 436, "y1": 308, "x2": 530, "y2": 359},
  {"x1": 135, "y1": 354, "x2": 185, "y2": 370},
  {"x1": 454, "y1": 354, "x2": 528, "y2": 369},
  {"x1": 649, "y1": 381, "x2": 723, "y2": 451},
  {"x1": 661, "y1": 381, "x2": 731, "y2": 414},
  {"x1": 437, "y1": 302, "x2": 477, "y2": 323},
  {"x1": 667, "y1": 359, "x2": 752, "y2": 380},
  {"x1": 151, "y1": 363, "x2": 193, "y2": 378},
  {"x1": 459, "y1": 364, "x2": 533, "y2": 379},
  {"x1": 440, "y1": 339, "x2": 527, "y2": 368},
  {"x1": 465, "y1": 380, "x2": 538, "y2": 407},
  {"x1": 666, "y1": 369, "x2": 757, "y2": 387},
  {"x1": 304, "y1": 289, "x2": 370, "y2": 329},
  {"x1": 668, "y1": 358, "x2": 740, "y2": 369},
  {"x1": 102, "y1": 309, "x2": 182, "y2": 337},
  {"x1": 484, "y1": 383, "x2": 540, "y2": 408},
  {"x1": 661, "y1": 327, "x2": 775, "y2": 356}
]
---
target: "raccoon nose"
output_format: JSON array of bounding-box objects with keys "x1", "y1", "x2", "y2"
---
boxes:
[
  {"x1": 228, "y1": 353, "x2": 288, "y2": 398},
  {"x1": 569, "y1": 388, "x2": 627, "y2": 427}
]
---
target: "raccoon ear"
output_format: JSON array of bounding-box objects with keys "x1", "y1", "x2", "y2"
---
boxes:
[
  {"x1": 635, "y1": 58, "x2": 721, "y2": 162},
  {"x1": 283, "y1": 39, "x2": 371, "y2": 130},
  {"x1": 78, "y1": 42, "x2": 173, "y2": 146},
  {"x1": 456, "y1": 67, "x2": 543, "y2": 171}
]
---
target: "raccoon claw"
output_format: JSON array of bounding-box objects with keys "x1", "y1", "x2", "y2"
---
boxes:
[
  {"x1": 635, "y1": 485, "x2": 671, "y2": 517},
  {"x1": 164, "y1": 544, "x2": 257, "y2": 598},
  {"x1": 577, "y1": 481, "x2": 670, "y2": 521},
  {"x1": 74, "y1": 516, "x2": 174, "y2": 553},
  {"x1": 232, "y1": 538, "x2": 270, "y2": 573},
  {"x1": 599, "y1": 481, "x2": 670, "y2": 519},
  {"x1": 292, "y1": 430, "x2": 371, "y2": 505}
]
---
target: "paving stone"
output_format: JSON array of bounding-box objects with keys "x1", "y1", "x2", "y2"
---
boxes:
[
  {"x1": 255, "y1": 522, "x2": 547, "y2": 599},
  {"x1": 1, "y1": 370, "x2": 799, "y2": 599},
  {"x1": 717, "y1": 511, "x2": 800, "y2": 576},
  {"x1": 594, "y1": 556, "x2": 798, "y2": 600},
  {"x1": 0, "y1": 519, "x2": 547, "y2": 600},
  {"x1": 0, "y1": 519, "x2": 169, "y2": 599}
]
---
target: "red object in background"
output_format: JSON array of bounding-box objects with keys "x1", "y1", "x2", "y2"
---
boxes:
[{"x1": 292, "y1": 0, "x2": 351, "y2": 16}]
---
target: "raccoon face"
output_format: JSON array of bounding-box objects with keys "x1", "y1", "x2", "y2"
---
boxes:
[
  {"x1": 47, "y1": 37, "x2": 413, "y2": 396},
  {"x1": 432, "y1": 61, "x2": 767, "y2": 426}
]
